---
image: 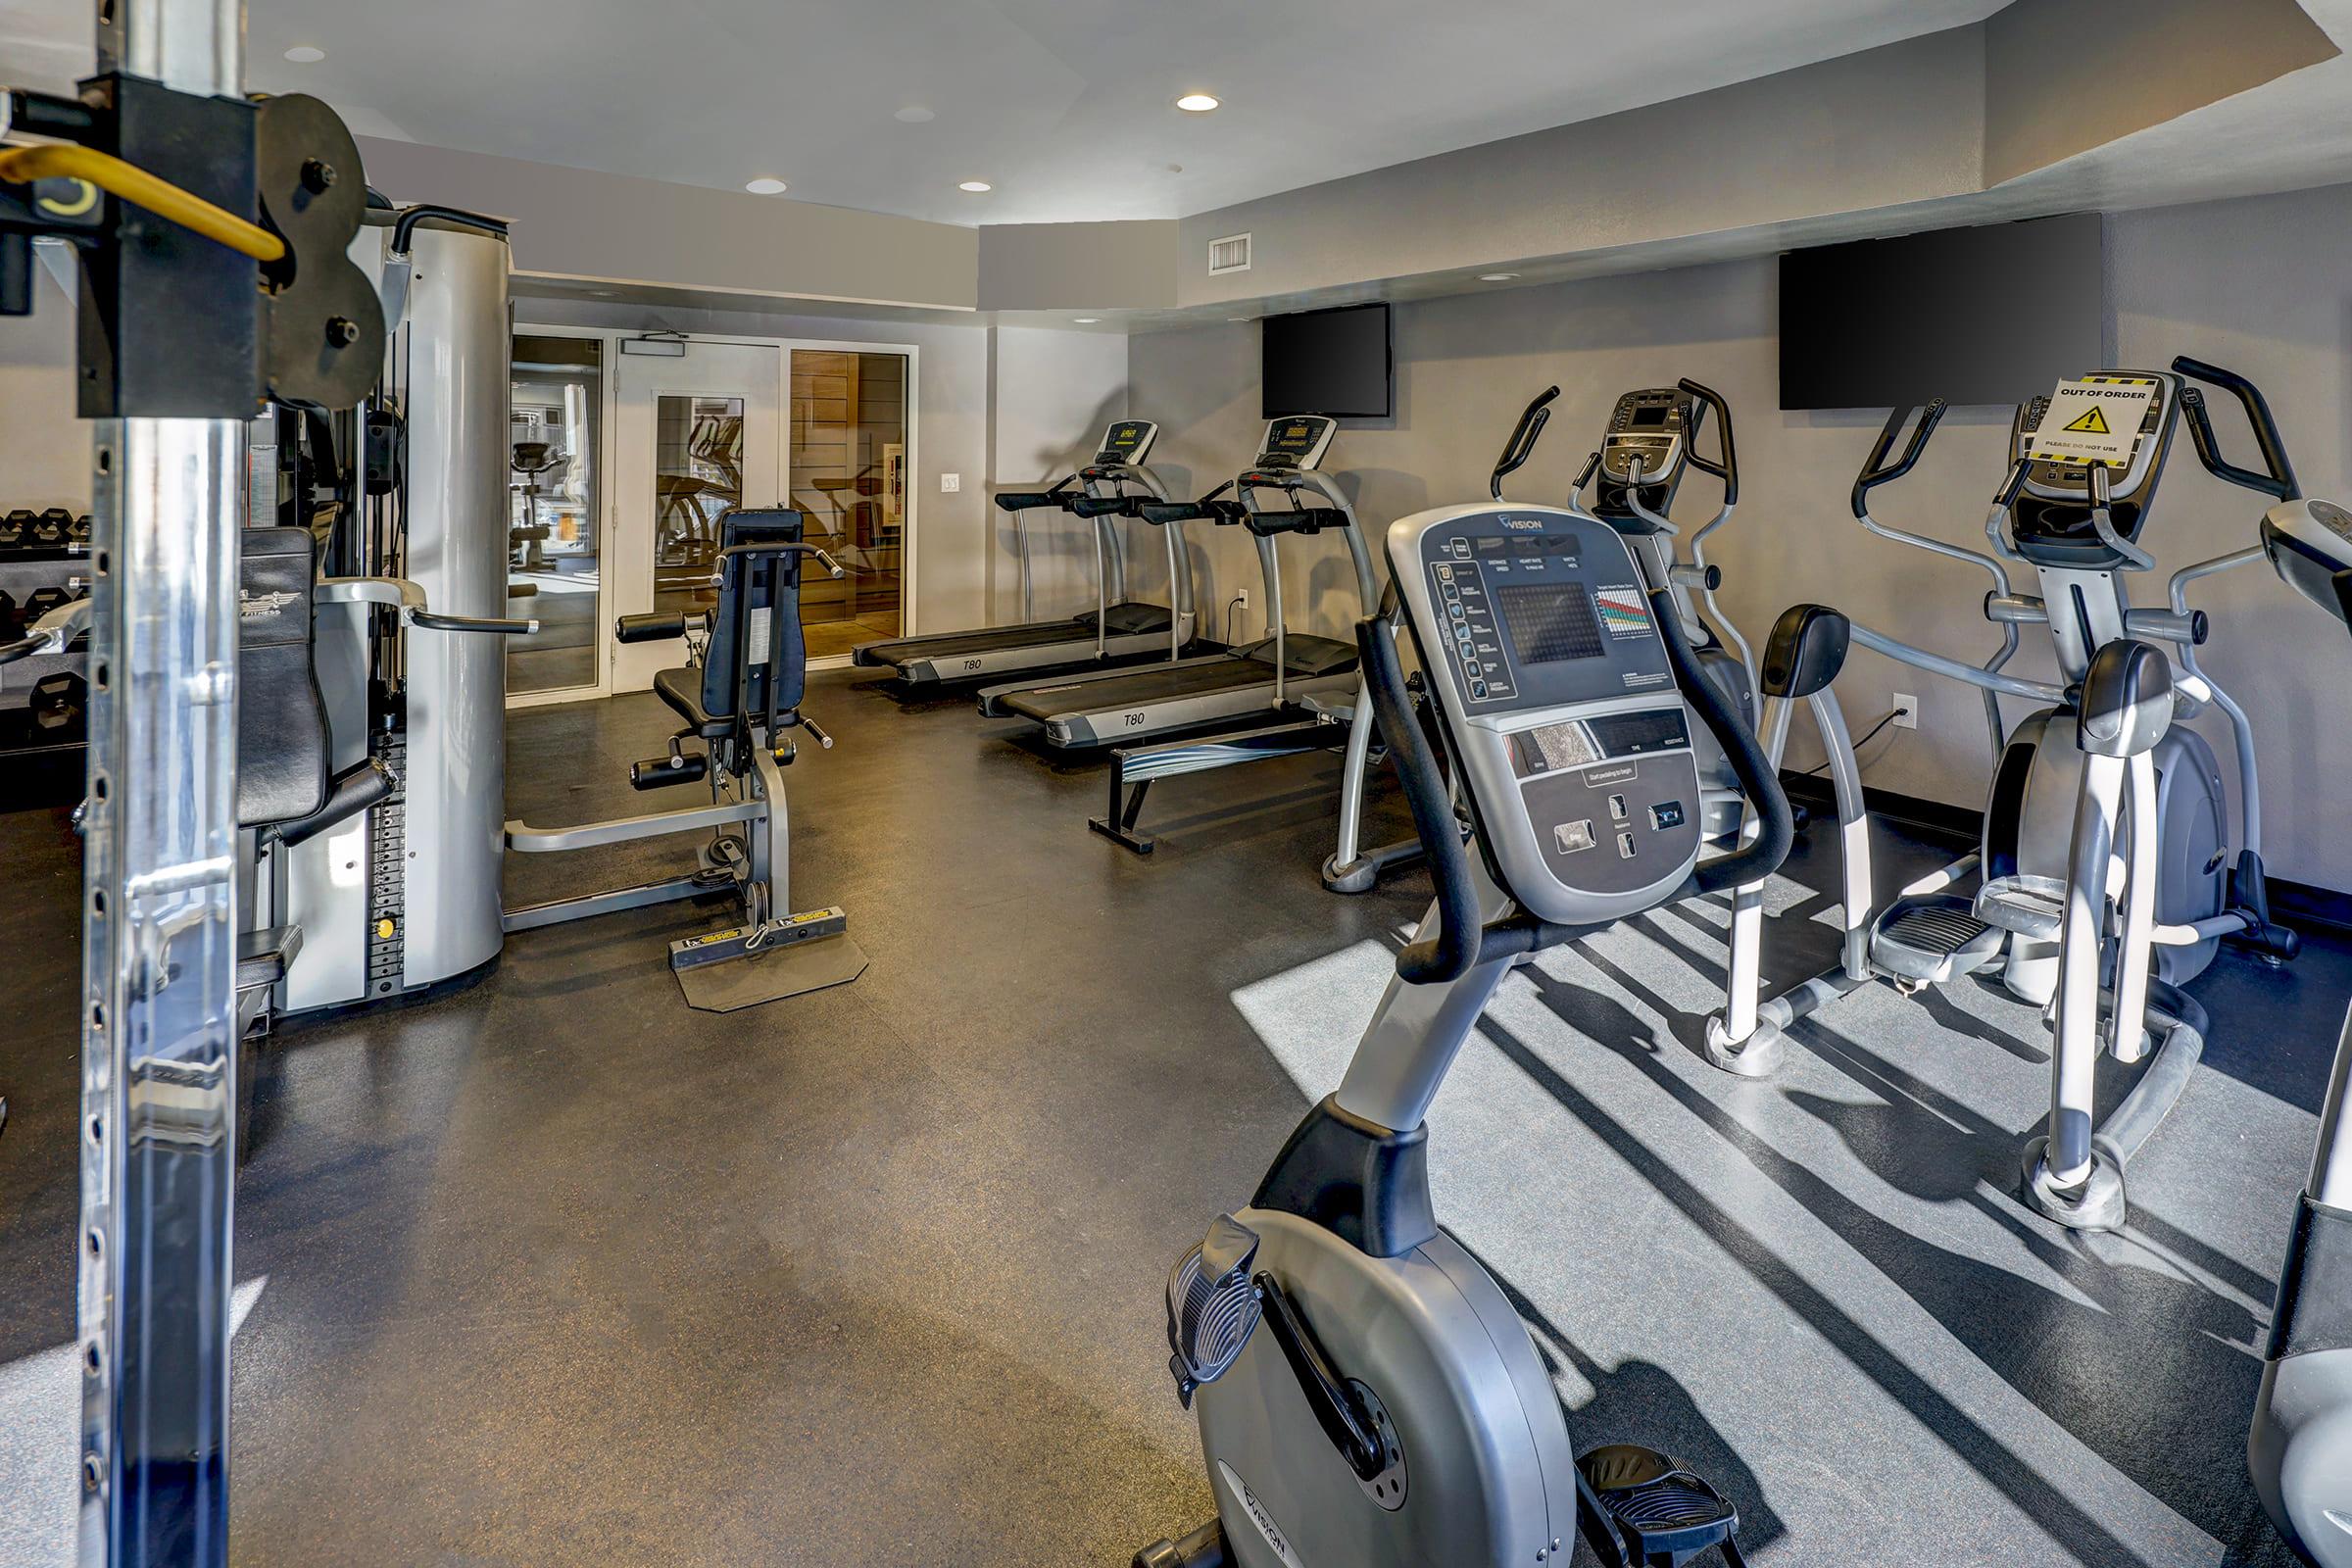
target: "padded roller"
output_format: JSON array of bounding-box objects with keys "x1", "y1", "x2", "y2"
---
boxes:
[
  {"x1": 630, "y1": 751, "x2": 709, "y2": 790},
  {"x1": 615, "y1": 612, "x2": 685, "y2": 645}
]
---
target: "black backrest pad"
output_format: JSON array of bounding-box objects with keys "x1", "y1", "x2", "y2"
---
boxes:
[
  {"x1": 703, "y1": 509, "x2": 808, "y2": 721},
  {"x1": 237, "y1": 527, "x2": 330, "y2": 827}
]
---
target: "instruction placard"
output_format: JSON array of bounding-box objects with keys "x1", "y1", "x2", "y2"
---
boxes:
[{"x1": 2027, "y1": 377, "x2": 2158, "y2": 467}]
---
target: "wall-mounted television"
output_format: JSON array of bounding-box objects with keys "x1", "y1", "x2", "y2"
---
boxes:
[
  {"x1": 1262, "y1": 303, "x2": 1392, "y2": 419},
  {"x1": 1779, "y1": 214, "x2": 2105, "y2": 410}
]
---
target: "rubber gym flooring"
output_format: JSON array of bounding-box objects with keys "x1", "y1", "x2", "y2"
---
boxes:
[{"x1": 0, "y1": 664, "x2": 2342, "y2": 1566}]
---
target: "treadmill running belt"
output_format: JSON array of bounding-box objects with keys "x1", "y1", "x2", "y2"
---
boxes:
[{"x1": 998, "y1": 657, "x2": 1273, "y2": 720}]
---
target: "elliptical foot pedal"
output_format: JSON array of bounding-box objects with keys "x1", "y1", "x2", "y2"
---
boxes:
[
  {"x1": 1974, "y1": 873, "x2": 2066, "y2": 944},
  {"x1": 1578, "y1": 1445, "x2": 1748, "y2": 1568},
  {"x1": 1869, "y1": 892, "x2": 2001, "y2": 987}
]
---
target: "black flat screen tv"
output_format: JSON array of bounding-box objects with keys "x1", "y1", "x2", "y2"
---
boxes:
[
  {"x1": 1779, "y1": 214, "x2": 2105, "y2": 410},
  {"x1": 1263, "y1": 303, "x2": 1392, "y2": 419}
]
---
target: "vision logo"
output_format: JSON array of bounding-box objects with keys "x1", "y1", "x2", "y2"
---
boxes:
[{"x1": 1216, "y1": 1462, "x2": 1304, "y2": 1568}]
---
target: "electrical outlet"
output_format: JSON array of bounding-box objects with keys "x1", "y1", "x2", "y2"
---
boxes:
[
  {"x1": 1891, "y1": 692, "x2": 1919, "y2": 729},
  {"x1": 1236, "y1": 588, "x2": 1250, "y2": 612},
  {"x1": 939, "y1": 472, "x2": 960, "y2": 493}
]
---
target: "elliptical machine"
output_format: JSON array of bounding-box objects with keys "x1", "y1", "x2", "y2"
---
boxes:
[
  {"x1": 1490, "y1": 380, "x2": 1755, "y2": 838},
  {"x1": 2248, "y1": 495, "x2": 2352, "y2": 1568},
  {"x1": 1137, "y1": 500, "x2": 1794, "y2": 1568},
  {"x1": 1706, "y1": 358, "x2": 2303, "y2": 1230}
]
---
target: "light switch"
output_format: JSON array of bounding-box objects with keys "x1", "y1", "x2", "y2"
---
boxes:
[{"x1": 940, "y1": 472, "x2": 961, "y2": 493}]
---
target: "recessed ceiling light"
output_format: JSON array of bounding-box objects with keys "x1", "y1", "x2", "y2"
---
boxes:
[
  {"x1": 895, "y1": 106, "x2": 936, "y2": 123},
  {"x1": 283, "y1": 44, "x2": 325, "y2": 63},
  {"x1": 1176, "y1": 93, "x2": 1220, "y2": 113},
  {"x1": 1227, "y1": 317, "x2": 1250, "y2": 322},
  {"x1": 744, "y1": 177, "x2": 789, "y2": 195},
  {"x1": 1479, "y1": 272, "x2": 1520, "y2": 282},
  {"x1": 1074, "y1": 318, "x2": 1101, "y2": 324},
  {"x1": 958, "y1": 180, "x2": 993, "y2": 193}
]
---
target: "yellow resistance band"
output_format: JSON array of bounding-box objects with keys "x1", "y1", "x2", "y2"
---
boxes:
[{"x1": 0, "y1": 142, "x2": 285, "y2": 264}]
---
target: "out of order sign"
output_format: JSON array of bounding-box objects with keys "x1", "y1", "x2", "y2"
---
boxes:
[{"x1": 2027, "y1": 377, "x2": 2158, "y2": 467}]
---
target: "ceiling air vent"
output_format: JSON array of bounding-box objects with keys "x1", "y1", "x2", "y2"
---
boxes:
[{"x1": 1207, "y1": 232, "x2": 1251, "y2": 275}]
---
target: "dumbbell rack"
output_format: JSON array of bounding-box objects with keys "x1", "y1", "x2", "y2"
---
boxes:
[{"x1": 0, "y1": 507, "x2": 94, "y2": 757}]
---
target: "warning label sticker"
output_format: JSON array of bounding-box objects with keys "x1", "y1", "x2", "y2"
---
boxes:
[{"x1": 2027, "y1": 377, "x2": 2158, "y2": 467}]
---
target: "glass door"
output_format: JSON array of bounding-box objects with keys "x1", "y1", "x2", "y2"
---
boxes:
[
  {"x1": 611, "y1": 340, "x2": 783, "y2": 693},
  {"x1": 789, "y1": 348, "x2": 908, "y2": 659},
  {"x1": 507, "y1": 332, "x2": 607, "y2": 698}
]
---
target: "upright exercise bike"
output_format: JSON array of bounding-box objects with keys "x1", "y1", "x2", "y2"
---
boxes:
[
  {"x1": 1137, "y1": 499, "x2": 1794, "y2": 1568},
  {"x1": 1707, "y1": 358, "x2": 2303, "y2": 1229},
  {"x1": 2249, "y1": 494, "x2": 2352, "y2": 1568}
]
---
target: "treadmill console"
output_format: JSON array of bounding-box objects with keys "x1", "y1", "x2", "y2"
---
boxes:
[
  {"x1": 1249, "y1": 415, "x2": 1337, "y2": 473},
  {"x1": 1593, "y1": 387, "x2": 1698, "y2": 532},
  {"x1": 1389, "y1": 503, "x2": 1703, "y2": 924},
  {"x1": 1087, "y1": 418, "x2": 1159, "y2": 474},
  {"x1": 2008, "y1": 372, "x2": 2180, "y2": 568}
]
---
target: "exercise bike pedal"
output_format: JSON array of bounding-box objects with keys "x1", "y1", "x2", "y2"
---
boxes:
[
  {"x1": 1577, "y1": 1445, "x2": 1748, "y2": 1568},
  {"x1": 1131, "y1": 1521, "x2": 1227, "y2": 1568},
  {"x1": 1868, "y1": 891, "x2": 2002, "y2": 986}
]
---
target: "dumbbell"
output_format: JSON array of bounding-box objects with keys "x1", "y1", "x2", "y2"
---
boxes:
[
  {"x1": 0, "y1": 590, "x2": 19, "y2": 643},
  {"x1": 24, "y1": 586, "x2": 72, "y2": 621},
  {"x1": 31, "y1": 508, "x2": 73, "y2": 547},
  {"x1": 67, "y1": 513, "x2": 91, "y2": 544},
  {"x1": 0, "y1": 511, "x2": 30, "y2": 549},
  {"x1": 31, "y1": 671, "x2": 86, "y2": 735}
]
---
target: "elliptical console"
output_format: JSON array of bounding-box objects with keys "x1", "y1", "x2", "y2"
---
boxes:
[{"x1": 1137, "y1": 503, "x2": 1792, "y2": 1568}]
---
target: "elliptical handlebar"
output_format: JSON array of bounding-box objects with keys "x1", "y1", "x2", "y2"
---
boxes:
[
  {"x1": 1676, "y1": 378, "x2": 1740, "y2": 505},
  {"x1": 1490, "y1": 385, "x2": 1560, "y2": 500},
  {"x1": 2173, "y1": 356, "x2": 2300, "y2": 502},
  {"x1": 1850, "y1": 399, "x2": 1949, "y2": 519}
]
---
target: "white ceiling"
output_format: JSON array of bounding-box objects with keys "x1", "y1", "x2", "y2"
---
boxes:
[{"x1": 197, "y1": 0, "x2": 2011, "y2": 226}]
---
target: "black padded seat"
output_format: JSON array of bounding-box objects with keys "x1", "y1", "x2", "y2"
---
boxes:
[{"x1": 655, "y1": 665, "x2": 732, "y2": 738}]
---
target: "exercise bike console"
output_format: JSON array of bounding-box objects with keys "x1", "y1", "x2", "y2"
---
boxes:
[{"x1": 1397, "y1": 507, "x2": 1703, "y2": 924}]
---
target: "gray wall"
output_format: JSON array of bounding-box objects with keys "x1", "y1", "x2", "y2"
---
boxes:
[
  {"x1": 362, "y1": 140, "x2": 982, "y2": 312},
  {"x1": 986, "y1": 326, "x2": 1131, "y2": 623},
  {"x1": 978, "y1": 222, "x2": 1178, "y2": 313},
  {"x1": 1125, "y1": 178, "x2": 2352, "y2": 891}
]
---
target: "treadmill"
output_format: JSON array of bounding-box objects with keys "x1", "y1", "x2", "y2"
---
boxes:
[
  {"x1": 978, "y1": 416, "x2": 1372, "y2": 749},
  {"x1": 851, "y1": 418, "x2": 1196, "y2": 684}
]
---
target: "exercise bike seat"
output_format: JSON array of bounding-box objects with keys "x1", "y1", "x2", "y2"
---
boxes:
[
  {"x1": 654, "y1": 666, "x2": 733, "y2": 738},
  {"x1": 1869, "y1": 891, "x2": 2003, "y2": 986}
]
